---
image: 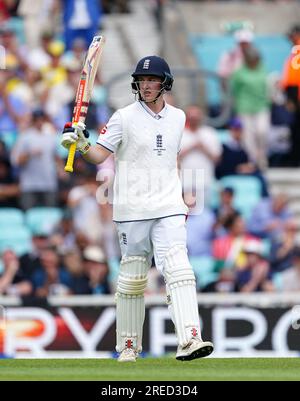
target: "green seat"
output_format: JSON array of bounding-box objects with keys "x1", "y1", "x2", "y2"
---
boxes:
[
  {"x1": 219, "y1": 175, "x2": 262, "y2": 219},
  {"x1": 0, "y1": 131, "x2": 18, "y2": 151},
  {"x1": 190, "y1": 256, "x2": 218, "y2": 289},
  {"x1": 0, "y1": 226, "x2": 32, "y2": 256},
  {"x1": 217, "y1": 129, "x2": 231, "y2": 144},
  {"x1": 0, "y1": 208, "x2": 24, "y2": 228},
  {"x1": 25, "y1": 207, "x2": 63, "y2": 235}
]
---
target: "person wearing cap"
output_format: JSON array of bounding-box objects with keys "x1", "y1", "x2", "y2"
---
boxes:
[
  {"x1": 81, "y1": 246, "x2": 110, "y2": 295},
  {"x1": 61, "y1": 55, "x2": 214, "y2": 362},
  {"x1": 217, "y1": 29, "x2": 254, "y2": 83},
  {"x1": 235, "y1": 239, "x2": 271, "y2": 293}
]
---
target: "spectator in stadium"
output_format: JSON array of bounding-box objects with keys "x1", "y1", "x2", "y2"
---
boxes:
[
  {"x1": 0, "y1": 59, "x2": 31, "y2": 134},
  {"x1": 212, "y1": 211, "x2": 259, "y2": 272},
  {"x1": 67, "y1": 169, "x2": 104, "y2": 243},
  {"x1": 0, "y1": 25, "x2": 28, "y2": 71},
  {"x1": 217, "y1": 28, "x2": 254, "y2": 87},
  {"x1": 267, "y1": 72, "x2": 293, "y2": 167},
  {"x1": 62, "y1": 37, "x2": 87, "y2": 66},
  {"x1": 26, "y1": 30, "x2": 53, "y2": 71},
  {"x1": 51, "y1": 56, "x2": 82, "y2": 129},
  {"x1": 213, "y1": 187, "x2": 239, "y2": 237},
  {"x1": 248, "y1": 193, "x2": 295, "y2": 242},
  {"x1": 235, "y1": 239, "x2": 271, "y2": 293},
  {"x1": 203, "y1": 212, "x2": 261, "y2": 293},
  {"x1": 0, "y1": 155, "x2": 19, "y2": 207},
  {"x1": 11, "y1": 109, "x2": 59, "y2": 210},
  {"x1": 269, "y1": 220, "x2": 298, "y2": 273},
  {"x1": 230, "y1": 47, "x2": 270, "y2": 170},
  {"x1": 39, "y1": 40, "x2": 68, "y2": 122},
  {"x1": 0, "y1": 249, "x2": 32, "y2": 296},
  {"x1": 81, "y1": 245, "x2": 110, "y2": 294},
  {"x1": 186, "y1": 206, "x2": 216, "y2": 257},
  {"x1": 19, "y1": 230, "x2": 50, "y2": 281},
  {"x1": 17, "y1": 0, "x2": 59, "y2": 49},
  {"x1": 62, "y1": 0, "x2": 102, "y2": 50},
  {"x1": 50, "y1": 209, "x2": 77, "y2": 254},
  {"x1": 215, "y1": 117, "x2": 269, "y2": 196},
  {"x1": 274, "y1": 247, "x2": 300, "y2": 292},
  {"x1": 31, "y1": 247, "x2": 72, "y2": 297},
  {"x1": 179, "y1": 104, "x2": 221, "y2": 204},
  {"x1": 281, "y1": 24, "x2": 300, "y2": 166}
]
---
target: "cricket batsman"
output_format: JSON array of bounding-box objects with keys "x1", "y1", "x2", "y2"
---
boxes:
[{"x1": 61, "y1": 55, "x2": 214, "y2": 362}]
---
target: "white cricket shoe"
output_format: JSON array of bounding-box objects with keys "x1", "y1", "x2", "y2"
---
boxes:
[
  {"x1": 118, "y1": 348, "x2": 138, "y2": 362},
  {"x1": 176, "y1": 338, "x2": 214, "y2": 361}
]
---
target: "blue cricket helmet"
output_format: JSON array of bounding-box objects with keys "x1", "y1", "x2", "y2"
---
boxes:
[{"x1": 131, "y1": 55, "x2": 174, "y2": 92}]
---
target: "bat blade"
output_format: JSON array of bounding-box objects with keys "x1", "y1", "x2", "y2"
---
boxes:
[{"x1": 64, "y1": 35, "x2": 105, "y2": 173}]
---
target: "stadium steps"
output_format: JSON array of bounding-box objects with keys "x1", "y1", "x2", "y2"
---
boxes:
[{"x1": 101, "y1": 0, "x2": 160, "y2": 110}]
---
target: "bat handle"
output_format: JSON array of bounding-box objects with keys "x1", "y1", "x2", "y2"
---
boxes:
[{"x1": 64, "y1": 142, "x2": 77, "y2": 173}]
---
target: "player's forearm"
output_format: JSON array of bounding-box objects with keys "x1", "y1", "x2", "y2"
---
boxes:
[{"x1": 82, "y1": 144, "x2": 111, "y2": 165}]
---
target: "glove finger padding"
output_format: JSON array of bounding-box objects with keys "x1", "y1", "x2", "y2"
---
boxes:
[{"x1": 75, "y1": 122, "x2": 89, "y2": 138}]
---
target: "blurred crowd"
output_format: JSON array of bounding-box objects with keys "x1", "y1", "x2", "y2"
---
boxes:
[{"x1": 1, "y1": 0, "x2": 300, "y2": 300}]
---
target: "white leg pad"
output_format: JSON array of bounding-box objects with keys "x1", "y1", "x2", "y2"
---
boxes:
[
  {"x1": 164, "y1": 245, "x2": 202, "y2": 347},
  {"x1": 115, "y1": 256, "x2": 149, "y2": 353}
]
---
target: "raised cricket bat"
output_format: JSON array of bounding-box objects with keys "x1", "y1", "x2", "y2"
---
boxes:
[{"x1": 64, "y1": 35, "x2": 105, "y2": 173}]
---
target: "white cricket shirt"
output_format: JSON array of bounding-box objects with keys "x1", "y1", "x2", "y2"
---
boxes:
[{"x1": 97, "y1": 101, "x2": 188, "y2": 221}]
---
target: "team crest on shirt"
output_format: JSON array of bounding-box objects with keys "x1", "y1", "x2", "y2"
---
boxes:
[
  {"x1": 100, "y1": 125, "x2": 107, "y2": 135},
  {"x1": 153, "y1": 134, "x2": 166, "y2": 156}
]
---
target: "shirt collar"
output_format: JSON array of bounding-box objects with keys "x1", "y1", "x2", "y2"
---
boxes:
[{"x1": 139, "y1": 101, "x2": 168, "y2": 120}]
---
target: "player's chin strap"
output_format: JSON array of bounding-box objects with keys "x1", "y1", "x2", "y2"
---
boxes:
[
  {"x1": 134, "y1": 87, "x2": 165, "y2": 104},
  {"x1": 132, "y1": 80, "x2": 165, "y2": 104}
]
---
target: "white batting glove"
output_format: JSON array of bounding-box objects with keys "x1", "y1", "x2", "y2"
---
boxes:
[{"x1": 61, "y1": 121, "x2": 90, "y2": 154}]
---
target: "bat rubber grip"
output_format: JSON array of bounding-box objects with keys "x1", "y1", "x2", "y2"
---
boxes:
[{"x1": 64, "y1": 142, "x2": 77, "y2": 172}]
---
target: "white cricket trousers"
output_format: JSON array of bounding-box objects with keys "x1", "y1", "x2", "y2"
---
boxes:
[
  {"x1": 116, "y1": 215, "x2": 187, "y2": 273},
  {"x1": 240, "y1": 109, "x2": 270, "y2": 169}
]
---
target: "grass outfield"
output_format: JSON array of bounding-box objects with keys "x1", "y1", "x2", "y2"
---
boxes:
[{"x1": 0, "y1": 358, "x2": 300, "y2": 381}]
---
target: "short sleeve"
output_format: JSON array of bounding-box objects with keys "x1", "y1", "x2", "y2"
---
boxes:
[
  {"x1": 97, "y1": 111, "x2": 123, "y2": 153},
  {"x1": 177, "y1": 109, "x2": 186, "y2": 153}
]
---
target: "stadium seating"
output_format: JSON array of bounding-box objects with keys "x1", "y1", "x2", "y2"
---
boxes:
[
  {"x1": 0, "y1": 131, "x2": 18, "y2": 151},
  {"x1": 0, "y1": 226, "x2": 32, "y2": 256},
  {"x1": 0, "y1": 208, "x2": 24, "y2": 228},
  {"x1": 190, "y1": 255, "x2": 218, "y2": 289},
  {"x1": 25, "y1": 207, "x2": 63, "y2": 236},
  {"x1": 217, "y1": 129, "x2": 231, "y2": 144},
  {"x1": 219, "y1": 175, "x2": 262, "y2": 219}
]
